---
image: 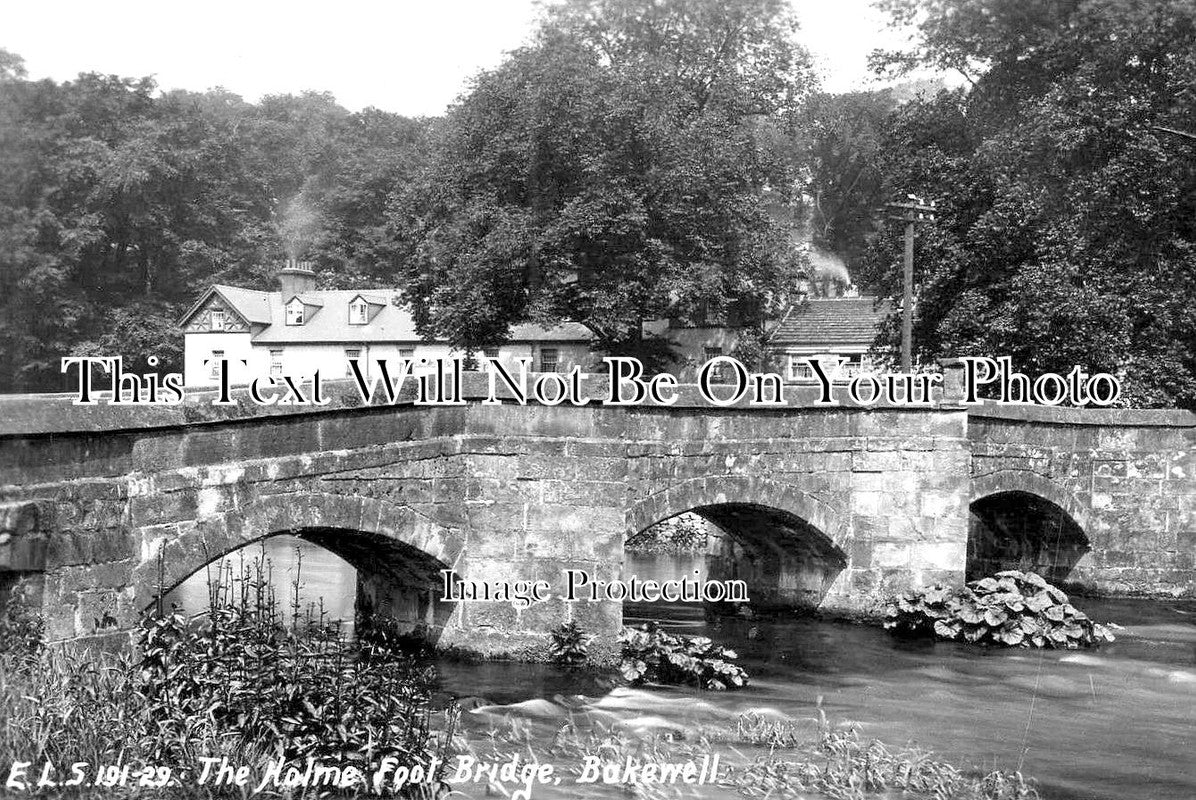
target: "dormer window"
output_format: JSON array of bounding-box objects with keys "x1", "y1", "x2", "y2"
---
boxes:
[
  {"x1": 349, "y1": 298, "x2": 368, "y2": 325},
  {"x1": 286, "y1": 298, "x2": 305, "y2": 326},
  {"x1": 210, "y1": 309, "x2": 225, "y2": 331}
]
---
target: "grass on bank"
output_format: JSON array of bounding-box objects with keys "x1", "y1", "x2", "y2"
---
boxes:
[
  {"x1": 463, "y1": 705, "x2": 1040, "y2": 800},
  {"x1": 0, "y1": 556, "x2": 455, "y2": 798},
  {"x1": 1, "y1": 553, "x2": 1041, "y2": 799}
]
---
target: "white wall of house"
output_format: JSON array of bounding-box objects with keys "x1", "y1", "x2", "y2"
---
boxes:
[
  {"x1": 183, "y1": 332, "x2": 254, "y2": 387},
  {"x1": 247, "y1": 342, "x2": 460, "y2": 384},
  {"x1": 776, "y1": 346, "x2": 874, "y2": 382},
  {"x1": 183, "y1": 339, "x2": 597, "y2": 388},
  {"x1": 180, "y1": 341, "x2": 598, "y2": 387}
]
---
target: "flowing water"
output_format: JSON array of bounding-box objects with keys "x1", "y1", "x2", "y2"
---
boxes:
[{"x1": 167, "y1": 544, "x2": 1196, "y2": 800}]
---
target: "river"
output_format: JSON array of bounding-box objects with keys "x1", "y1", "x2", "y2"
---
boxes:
[{"x1": 167, "y1": 544, "x2": 1196, "y2": 800}]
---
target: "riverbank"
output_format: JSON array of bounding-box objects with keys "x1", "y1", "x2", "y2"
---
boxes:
[
  {"x1": 0, "y1": 647, "x2": 1042, "y2": 800},
  {"x1": 0, "y1": 580, "x2": 1052, "y2": 800}
]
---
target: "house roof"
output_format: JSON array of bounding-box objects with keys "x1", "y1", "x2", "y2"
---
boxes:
[
  {"x1": 181, "y1": 286, "x2": 592, "y2": 345},
  {"x1": 178, "y1": 285, "x2": 275, "y2": 327},
  {"x1": 350, "y1": 293, "x2": 388, "y2": 306},
  {"x1": 770, "y1": 297, "x2": 889, "y2": 348},
  {"x1": 218, "y1": 286, "x2": 275, "y2": 324}
]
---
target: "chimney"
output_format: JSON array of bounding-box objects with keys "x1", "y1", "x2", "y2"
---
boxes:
[{"x1": 277, "y1": 258, "x2": 317, "y2": 297}]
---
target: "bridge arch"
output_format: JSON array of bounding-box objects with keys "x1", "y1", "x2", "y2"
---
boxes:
[
  {"x1": 627, "y1": 476, "x2": 849, "y2": 612},
  {"x1": 628, "y1": 475, "x2": 848, "y2": 548},
  {"x1": 970, "y1": 470, "x2": 1092, "y2": 535},
  {"x1": 968, "y1": 472, "x2": 1090, "y2": 584},
  {"x1": 133, "y1": 492, "x2": 466, "y2": 636}
]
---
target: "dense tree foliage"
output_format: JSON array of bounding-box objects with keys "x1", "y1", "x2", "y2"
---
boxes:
[
  {"x1": 859, "y1": 0, "x2": 1196, "y2": 407},
  {"x1": 4, "y1": 0, "x2": 1195, "y2": 410},
  {"x1": 0, "y1": 51, "x2": 427, "y2": 392},
  {"x1": 396, "y1": 0, "x2": 815, "y2": 353},
  {"x1": 798, "y1": 89, "x2": 898, "y2": 269}
]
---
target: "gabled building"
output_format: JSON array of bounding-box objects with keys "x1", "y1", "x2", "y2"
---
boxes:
[
  {"x1": 178, "y1": 263, "x2": 594, "y2": 387},
  {"x1": 769, "y1": 295, "x2": 890, "y2": 381},
  {"x1": 646, "y1": 269, "x2": 890, "y2": 384}
]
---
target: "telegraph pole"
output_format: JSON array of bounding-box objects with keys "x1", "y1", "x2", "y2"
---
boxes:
[{"x1": 886, "y1": 195, "x2": 937, "y2": 372}]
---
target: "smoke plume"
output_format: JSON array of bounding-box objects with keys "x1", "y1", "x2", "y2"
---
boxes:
[
  {"x1": 277, "y1": 191, "x2": 320, "y2": 261},
  {"x1": 807, "y1": 246, "x2": 852, "y2": 284}
]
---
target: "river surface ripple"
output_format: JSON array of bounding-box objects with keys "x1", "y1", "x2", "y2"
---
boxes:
[{"x1": 171, "y1": 542, "x2": 1196, "y2": 799}]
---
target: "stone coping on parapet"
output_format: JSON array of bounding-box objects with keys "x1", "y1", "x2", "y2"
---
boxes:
[
  {"x1": 966, "y1": 404, "x2": 1196, "y2": 428},
  {"x1": 0, "y1": 374, "x2": 1192, "y2": 437}
]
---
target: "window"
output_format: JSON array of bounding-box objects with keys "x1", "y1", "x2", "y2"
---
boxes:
[
  {"x1": 210, "y1": 309, "x2": 225, "y2": 331},
  {"x1": 285, "y1": 299, "x2": 304, "y2": 326},
  {"x1": 270, "y1": 350, "x2": 283, "y2": 377},
  {"x1": 345, "y1": 348, "x2": 361, "y2": 377},
  {"x1": 787, "y1": 355, "x2": 813, "y2": 381},
  {"x1": 349, "y1": 299, "x2": 368, "y2": 325},
  {"x1": 703, "y1": 346, "x2": 724, "y2": 382},
  {"x1": 540, "y1": 348, "x2": 559, "y2": 373},
  {"x1": 399, "y1": 347, "x2": 415, "y2": 362},
  {"x1": 840, "y1": 354, "x2": 863, "y2": 379},
  {"x1": 483, "y1": 347, "x2": 499, "y2": 361},
  {"x1": 209, "y1": 350, "x2": 224, "y2": 380}
]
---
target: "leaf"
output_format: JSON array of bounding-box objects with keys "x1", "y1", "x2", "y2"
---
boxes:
[
  {"x1": 959, "y1": 605, "x2": 985, "y2": 624},
  {"x1": 934, "y1": 620, "x2": 961, "y2": 639},
  {"x1": 1021, "y1": 572, "x2": 1049, "y2": 589},
  {"x1": 984, "y1": 608, "x2": 1009, "y2": 627},
  {"x1": 973, "y1": 578, "x2": 999, "y2": 593},
  {"x1": 999, "y1": 628, "x2": 1025, "y2": 646},
  {"x1": 1026, "y1": 593, "x2": 1053, "y2": 613}
]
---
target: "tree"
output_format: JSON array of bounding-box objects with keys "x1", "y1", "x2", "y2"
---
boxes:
[
  {"x1": 393, "y1": 0, "x2": 814, "y2": 355},
  {"x1": 798, "y1": 90, "x2": 898, "y2": 270},
  {"x1": 0, "y1": 59, "x2": 427, "y2": 392},
  {"x1": 860, "y1": 0, "x2": 1196, "y2": 407}
]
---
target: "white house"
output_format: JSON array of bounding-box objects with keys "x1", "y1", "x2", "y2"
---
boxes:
[
  {"x1": 178, "y1": 263, "x2": 595, "y2": 387},
  {"x1": 769, "y1": 295, "x2": 889, "y2": 382}
]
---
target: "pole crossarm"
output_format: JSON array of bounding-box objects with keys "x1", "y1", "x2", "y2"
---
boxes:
[
  {"x1": 886, "y1": 195, "x2": 938, "y2": 221},
  {"x1": 883, "y1": 195, "x2": 937, "y2": 373}
]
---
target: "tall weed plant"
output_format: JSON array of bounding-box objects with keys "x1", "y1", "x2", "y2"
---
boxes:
[{"x1": 0, "y1": 552, "x2": 453, "y2": 797}]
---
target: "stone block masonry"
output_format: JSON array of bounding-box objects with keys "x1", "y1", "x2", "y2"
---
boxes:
[
  {"x1": 0, "y1": 389, "x2": 1192, "y2": 653},
  {"x1": 968, "y1": 406, "x2": 1196, "y2": 597}
]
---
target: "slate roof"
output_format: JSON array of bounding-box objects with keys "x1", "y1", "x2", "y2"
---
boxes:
[
  {"x1": 179, "y1": 285, "x2": 275, "y2": 326},
  {"x1": 182, "y1": 286, "x2": 592, "y2": 344},
  {"x1": 770, "y1": 297, "x2": 889, "y2": 347}
]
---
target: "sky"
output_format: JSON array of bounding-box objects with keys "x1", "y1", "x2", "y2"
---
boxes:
[{"x1": 3, "y1": 0, "x2": 921, "y2": 116}]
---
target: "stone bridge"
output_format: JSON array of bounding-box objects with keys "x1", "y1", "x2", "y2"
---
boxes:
[{"x1": 1, "y1": 378, "x2": 1193, "y2": 654}]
